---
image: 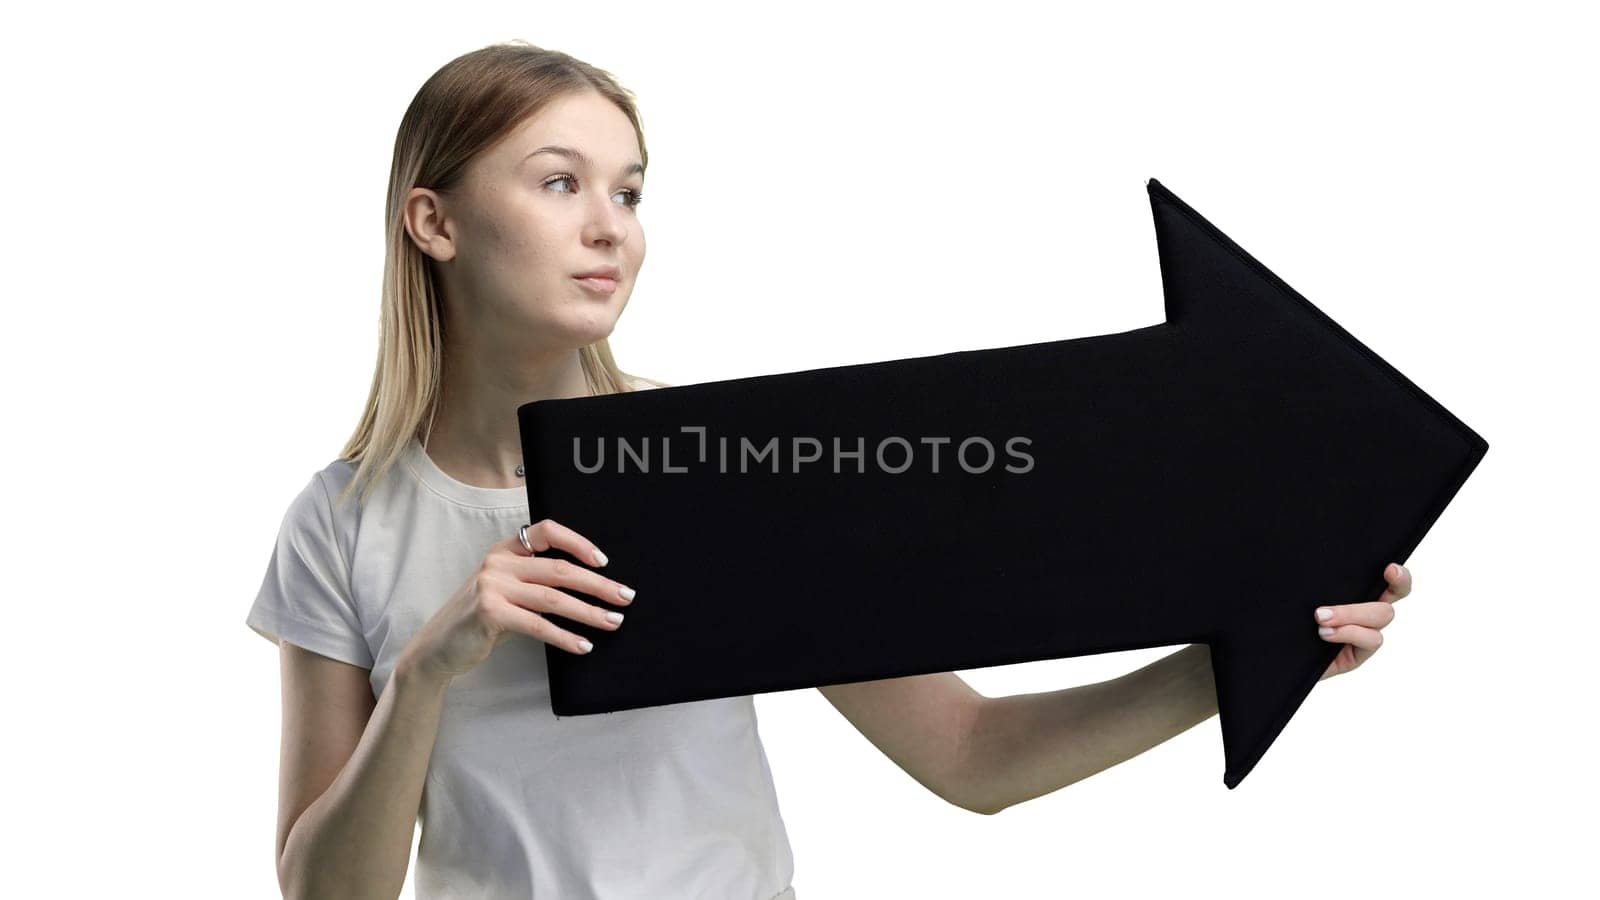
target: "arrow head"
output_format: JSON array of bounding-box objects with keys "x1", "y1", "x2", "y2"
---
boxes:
[{"x1": 1146, "y1": 178, "x2": 1489, "y2": 786}]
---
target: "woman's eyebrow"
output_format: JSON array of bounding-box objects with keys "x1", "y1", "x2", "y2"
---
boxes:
[{"x1": 523, "y1": 144, "x2": 644, "y2": 178}]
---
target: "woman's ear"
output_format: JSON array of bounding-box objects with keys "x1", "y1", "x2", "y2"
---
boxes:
[{"x1": 403, "y1": 187, "x2": 456, "y2": 263}]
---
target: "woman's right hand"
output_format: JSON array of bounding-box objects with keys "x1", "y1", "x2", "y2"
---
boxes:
[{"x1": 398, "y1": 518, "x2": 636, "y2": 685}]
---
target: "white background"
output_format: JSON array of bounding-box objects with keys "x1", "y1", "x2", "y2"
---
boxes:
[{"x1": 3, "y1": 1, "x2": 1592, "y2": 896}]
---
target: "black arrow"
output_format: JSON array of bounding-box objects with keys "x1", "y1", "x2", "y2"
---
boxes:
[{"x1": 518, "y1": 178, "x2": 1488, "y2": 789}]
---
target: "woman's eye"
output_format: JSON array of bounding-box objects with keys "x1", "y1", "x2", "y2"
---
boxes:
[{"x1": 544, "y1": 174, "x2": 643, "y2": 209}]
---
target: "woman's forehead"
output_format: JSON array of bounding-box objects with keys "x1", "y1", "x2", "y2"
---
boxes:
[{"x1": 504, "y1": 93, "x2": 640, "y2": 165}]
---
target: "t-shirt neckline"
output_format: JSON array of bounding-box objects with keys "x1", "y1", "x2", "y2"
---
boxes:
[{"x1": 402, "y1": 436, "x2": 528, "y2": 512}]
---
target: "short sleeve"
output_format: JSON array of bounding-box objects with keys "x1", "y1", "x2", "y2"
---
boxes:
[{"x1": 245, "y1": 470, "x2": 374, "y2": 669}]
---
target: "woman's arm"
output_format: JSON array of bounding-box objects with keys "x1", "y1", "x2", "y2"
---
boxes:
[
  {"x1": 816, "y1": 648, "x2": 1216, "y2": 816},
  {"x1": 959, "y1": 644, "x2": 1217, "y2": 815},
  {"x1": 958, "y1": 564, "x2": 1410, "y2": 813},
  {"x1": 818, "y1": 673, "x2": 985, "y2": 808},
  {"x1": 275, "y1": 642, "x2": 449, "y2": 900},
  {"x1": 819, "y1": 648, "x2": 1215, "y2": 816}
]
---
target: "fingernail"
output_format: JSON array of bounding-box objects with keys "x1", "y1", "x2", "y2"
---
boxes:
[
  {"x1": 578, "y1": 639, "x2": 594, "y2": 653},
  {"x1": 605, "y1": 612, "x2": 624, "y2": 624},
  {"x1": 1316, "y1": 607, "x2": 1333, "y2": 622},
  {"x1": 1318, "y1": 626, "x2": 1335, "y2": 637},
  {"x1": 594, "y1": 549, "x2": 609, "y2": 566},
  {"x1": 619, "y1": 586, "x2": 636, "y2": 601}
]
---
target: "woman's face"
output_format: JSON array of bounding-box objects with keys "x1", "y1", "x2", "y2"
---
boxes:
[{"x1": 427, "y1": 89, "x2": 646, "y2": 352}]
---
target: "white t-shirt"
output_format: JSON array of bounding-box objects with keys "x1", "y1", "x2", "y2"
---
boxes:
[{"x1": 247, "y1": 429, "x2": 798, "y2": 899}]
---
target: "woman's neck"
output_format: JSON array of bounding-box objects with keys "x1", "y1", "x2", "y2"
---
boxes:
[{"x1": 422, "y1": 347, "x2": 594, "y2": 490}]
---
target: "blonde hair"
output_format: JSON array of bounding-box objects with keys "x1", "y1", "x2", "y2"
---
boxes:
[{"x1": 334, "y1": 41, "x2": 650, "y2": 508}]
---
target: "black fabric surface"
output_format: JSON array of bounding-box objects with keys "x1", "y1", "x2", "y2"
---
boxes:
[{"x1": 518, "y1": 178, "x2": 1489, "y2": 788}]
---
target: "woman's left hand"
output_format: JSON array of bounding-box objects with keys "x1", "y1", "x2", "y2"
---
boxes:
[{"x1": 1316, "y1": 562, "x2": 1411, "y2": 681}]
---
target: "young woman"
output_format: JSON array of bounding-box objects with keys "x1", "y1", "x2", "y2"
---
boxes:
[{"x1": 247, "y1": 41, "x2": 1412, "y2": 900}]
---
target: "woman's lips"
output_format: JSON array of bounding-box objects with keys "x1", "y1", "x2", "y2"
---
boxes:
[{"x1": 573, "y1": 275, "x2": 618, "y2": 295}]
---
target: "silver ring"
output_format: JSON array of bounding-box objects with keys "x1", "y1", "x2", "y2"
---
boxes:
[{"x1": 518, "y1": 523, "x2": 535, "y2": 555}]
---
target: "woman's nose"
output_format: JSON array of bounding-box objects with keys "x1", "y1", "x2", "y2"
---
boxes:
[{"x1": 582, "y1": 195, "x2": 629, "y2": 246}]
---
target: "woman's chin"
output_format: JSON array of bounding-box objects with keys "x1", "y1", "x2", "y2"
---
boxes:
[
  {"x1": 517, "y1": 294, "x2": 627, "y2": 346},
  {"x1": 554, "y1": 310, "x2": 621, "y2": 345}
]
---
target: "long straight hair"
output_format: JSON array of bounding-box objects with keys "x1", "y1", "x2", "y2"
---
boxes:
[{"x1": 334, "y1": 41, "x2": 650, "y2": 508}]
